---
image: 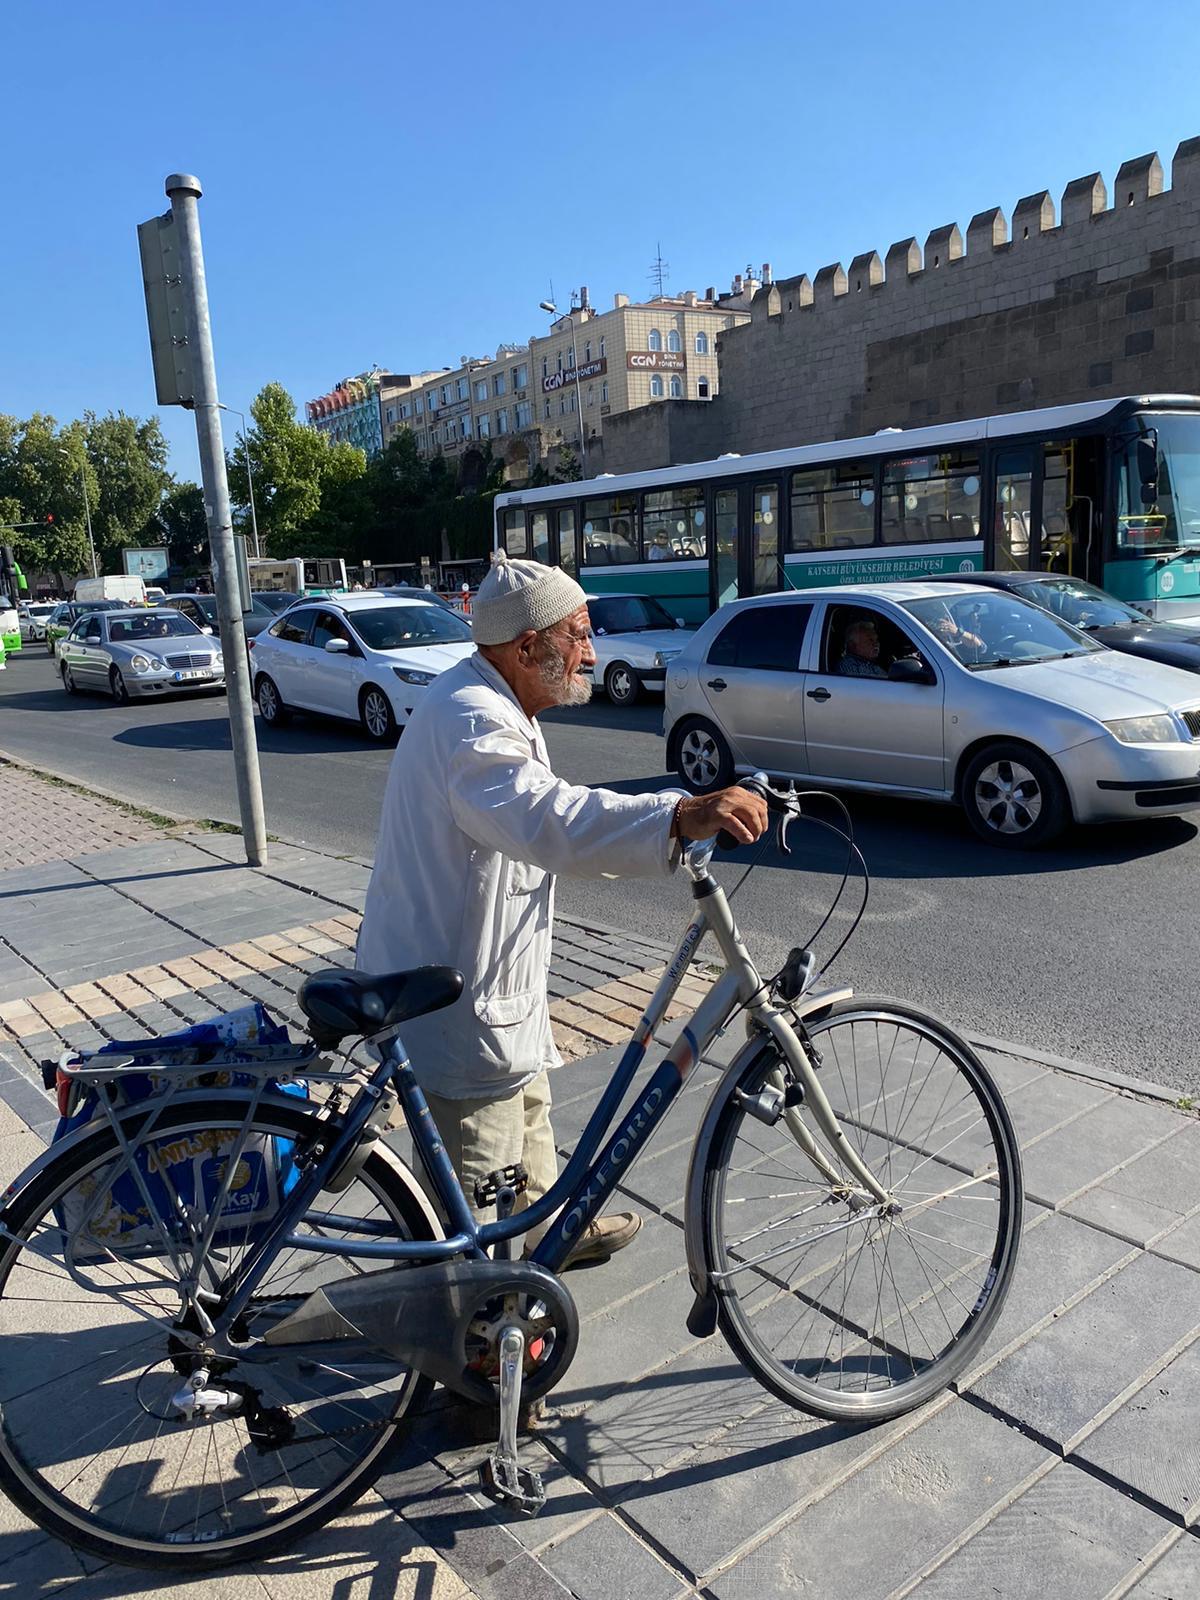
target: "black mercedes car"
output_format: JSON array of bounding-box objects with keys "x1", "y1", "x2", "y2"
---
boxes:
[{"x1": 927, "y1": 572, "x2": 1200, "y2": 675}]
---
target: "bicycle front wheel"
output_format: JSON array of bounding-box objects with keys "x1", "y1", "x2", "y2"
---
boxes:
[
  {"x1": 701, "y1": 1000, "x2": 1022, "y2": 1422},
  {"x1": 0, "y1": 1095, "x2": 436, "y2": 1569}
]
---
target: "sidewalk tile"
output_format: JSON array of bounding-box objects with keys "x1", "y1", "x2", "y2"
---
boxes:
[
  {"x1": 539, "y1": 1512, "x2": 683, "y2": 1600},
  {"x1": 1073, "y1": 1336, "x2": 1200, "y2": 1523},
  {"x1": 1064, "y1": 1122, "x2": 1200, "y2": 1246},
  {"x1": 1153, "y1": 1212, "x2": 1200, "y2": 1273},
  {"x1": 706, "y1": 1400, "x2": 1049, "y2": 1600},
  {"x1": 254, "y1": 1494, "x2": 470, "y2": 1599},
  {"x1": 1123, "y1": 1533, "x2": 1200, "y2": 1597},
  {"x1": 1020, "y1": 1094, "x2": 1185, "y2": 1209},
  {"x1": 972, "y1": 1251, "x2": 1200, "y2": 1450},
  {"x1": 906, "y1": 1459, "x2": 1169, "y2": 1599}
]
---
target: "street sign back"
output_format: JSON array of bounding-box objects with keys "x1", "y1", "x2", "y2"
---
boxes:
[{"x1": 137, "y1": 210, "x2": 194, "y2": 407}]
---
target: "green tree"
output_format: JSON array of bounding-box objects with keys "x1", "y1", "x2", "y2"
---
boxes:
[
  {"x1": 83, "y1": 411, "x2": 172, "y2": 570},
  {"x1": 0, "y1": 414, "x2": 95, "y2": 584},
  {"x1": 227, "y1": 383, "x2": 335, "y2": 553},
  {"x1": 154, "y1": 480, "x2": 209, "y2": 571}
]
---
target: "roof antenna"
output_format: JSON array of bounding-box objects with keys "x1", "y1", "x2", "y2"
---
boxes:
[{"x1": 649, "y1": 242, "x2": 670, "y2": 297}]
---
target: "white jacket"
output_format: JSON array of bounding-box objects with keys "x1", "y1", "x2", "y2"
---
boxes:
[{"x1": 356, "y1": 653, "x2": 680, "y2": 1097}]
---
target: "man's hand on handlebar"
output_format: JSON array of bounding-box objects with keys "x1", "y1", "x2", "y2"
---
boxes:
[{"x1": 672, "y1": 786, "x2": 770, "y2": 846}]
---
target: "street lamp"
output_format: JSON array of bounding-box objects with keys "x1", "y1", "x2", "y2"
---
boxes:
[
  {"x1": 539, "y1": 299, "x2": 589, "y2": 476},
  {"x1": 217, "y1": 404, "x2": 261, "y2": 558},
  {"x1": 57, "y1": 448, "x2": 98, "y2": 578}
]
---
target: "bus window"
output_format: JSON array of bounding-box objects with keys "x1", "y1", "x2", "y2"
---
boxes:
[
  {"x1": 994, "y1": 451, "x2": 1033, "y2": 570},
  {"x1": 790, "y1": 462, "x2": 875, "y2": 550},
  {"x1": 531, "y1": 511, "x2": 551, "y2": 565},
  {"x1": 583, "y1": 496, "x2": 638, "y2": 565},
  {"x1": 881, "y1": 451, "x2": 980, "y2": 544},
  {"x1": 558, "y1": 509, "x2": 578, "y2": 576},
  {"x1": 503, "y1": 508, "x2": 529, "y2": 557},
  {"x1": 642, "y1": 485, "x2": 706, "y2": 561},
  {"x1": 1116, "y1": 417, "x2": 1200, "y2": 552},
  {"x1": 752, "y1": 484, "x2": 779, "y2": 593},
  {"x1": 1040, "y1": 448, "x2": 1073, "y2": 571}
]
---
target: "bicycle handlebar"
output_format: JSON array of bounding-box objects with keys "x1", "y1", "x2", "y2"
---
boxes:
[{"x1": 715, "y1": 773, "x2": 799, "y2": 855}]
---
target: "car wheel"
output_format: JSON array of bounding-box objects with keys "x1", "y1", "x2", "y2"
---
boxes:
[
  {"x1": 359, "y1": 684, "x2": 397, "y2": 743},
  {"x1": 674, "y1": 716, "x2": 734, "y2": 793},
  {"x1": 961, "y1": 742, "x2": 1069, "y2": 849},
  {"x1": 255, "y1": 674, "x2": 290, "y2": 726},
  {"x1": 60, "y1": 662, "x2": 77, "y2": 695},
  {"x1": 109, "y1": 666, "x2": 129, "y2": 705},
  {"x1": 604, "y1": 662, "x2": 640, "y2": 706}
]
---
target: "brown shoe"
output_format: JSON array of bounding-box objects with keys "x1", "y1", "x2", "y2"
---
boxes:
[{"x1": 564, "y1": 1211, "x2": 643, "y2": 1267}]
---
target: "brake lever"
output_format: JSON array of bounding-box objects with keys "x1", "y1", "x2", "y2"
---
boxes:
[{"x1": 777, "y1": 809, "x2": 793, "y2": 857}]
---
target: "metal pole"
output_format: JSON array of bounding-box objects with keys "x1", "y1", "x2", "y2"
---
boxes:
[
  {"x1": 79, "y1": 467, "x2": 98, "y2": 578},
  {"x1": 568, "y1": 313, "x2": 588, "y2": 476},
  {"x1": 165, "y1": 173, "x2": 268, "y2": 866}
]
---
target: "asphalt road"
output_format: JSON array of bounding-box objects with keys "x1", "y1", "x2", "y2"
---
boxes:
[{"x1": 3, "y1": 644, "x2": 1197, "y2": 1092}]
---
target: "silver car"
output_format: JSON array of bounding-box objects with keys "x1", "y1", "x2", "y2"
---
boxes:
[
  {"x1": 58, "y1": 607, "x2": 225, "y2": 703},
  {"x1": 664, "y1": 581, "x2": 1200, "y2": 847}
]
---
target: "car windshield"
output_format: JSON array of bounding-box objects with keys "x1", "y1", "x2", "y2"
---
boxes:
[
  {"x1": 1013, "y1": 578, "x2": 1146, "y2": 630},
  {"x1": 28, "y1": 604, "x2": 55, "y2": 617},
  {"x1": 108, "y1": 613, "x2": 201, "y2": 642},
  {"x1": 589, "y1": 596, "x2": 678, "y2": 634},
  {"x1": 251, "y1": 591, "x2": 299, "y2": 614},
  {"x1": 903, "y1": 592, "x2": 1103, "y2": 668},
  {"x1": 350, "y1": 605, "x2": 472, "y2": 650}
]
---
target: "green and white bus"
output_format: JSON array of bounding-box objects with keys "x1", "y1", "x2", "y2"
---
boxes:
[
  {"x1": 247, "y1": 556, "x2": 348, "y2": 596},
  {"x1": 493, "y1": 394, "x2": 1200, "y2": 622}
]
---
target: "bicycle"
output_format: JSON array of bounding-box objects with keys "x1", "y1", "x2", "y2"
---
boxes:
[{"x1": 0, "y1": 776, "x2": 1023, "y2": 1569}]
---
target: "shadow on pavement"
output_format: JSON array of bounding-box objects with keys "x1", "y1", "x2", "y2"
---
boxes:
[{"x1": 111, "y1": 713, "x2": 389, "y2": 758}]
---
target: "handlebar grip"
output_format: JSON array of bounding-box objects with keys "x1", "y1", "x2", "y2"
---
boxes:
[{"x1": 715, "y1": 828, "x2": 740, "y2": 852}]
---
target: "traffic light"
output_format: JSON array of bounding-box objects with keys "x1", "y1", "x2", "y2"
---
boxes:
[{"x1": 45, "y1": 514, "x2": 54, "y2": 525}]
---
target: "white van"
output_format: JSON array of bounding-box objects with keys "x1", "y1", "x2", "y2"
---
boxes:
[{"x1": 73, "y1": 575, "x2": 147, "y2": 606}]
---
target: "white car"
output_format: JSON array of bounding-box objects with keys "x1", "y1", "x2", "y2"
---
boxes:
[
  {"x1": 19, "y1": 602, "x2": 56, "y2": 642},
  {"x1": 250, "y1": 593, "x2": 475, "y2": 741},
  {"x1": 585, "y1": 593, "x2": 694, "y2": 706}
]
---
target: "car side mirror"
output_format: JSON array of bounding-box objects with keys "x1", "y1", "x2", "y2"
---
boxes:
[
  {"x1": 889, "y1": 656, "x2": 935, "y2": 685},
  {"x1": 200, "y1": 625, "x2": 214, "y2": 635},
  {"x1": 324, "y1": 638, "x2": 350, "y2": 654},
  {"x1": 675, "y1": 617, "x2": 686, "y2": 627}
]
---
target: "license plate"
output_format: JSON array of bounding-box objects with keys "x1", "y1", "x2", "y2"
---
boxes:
[{"x1": 174, "y1": 668, "x2": 212, "y2": 682}]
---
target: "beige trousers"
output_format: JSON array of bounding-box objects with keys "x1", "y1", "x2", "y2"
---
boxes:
[{"x1": 421, "y1": 1070, "x2": 559, "y2": 1247}]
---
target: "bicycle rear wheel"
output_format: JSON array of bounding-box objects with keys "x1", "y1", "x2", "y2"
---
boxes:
[
  {"x1": 0, "y1": 1095, "x2": 436, "y2": 1569},
  {"x1": 701, "y1": 1000, "x2": 1022, "y2": 1422}
]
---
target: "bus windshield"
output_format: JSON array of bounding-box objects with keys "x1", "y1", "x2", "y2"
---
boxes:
[
  {"x1": 903, "y1": 592, "x2": 1103, "y2": 668},
  {"x1": 1117, "y1": 414, "x2": 1200, "y2": 552}
]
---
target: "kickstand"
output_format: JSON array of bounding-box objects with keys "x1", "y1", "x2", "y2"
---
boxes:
[{"x1": 478, "y1": 1325, "x2": 545, "y2": 1516}]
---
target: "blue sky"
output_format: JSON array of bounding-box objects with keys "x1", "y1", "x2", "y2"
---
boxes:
[{"x1": 5, "y1": 0, "x2": 1200, "y2": 481}]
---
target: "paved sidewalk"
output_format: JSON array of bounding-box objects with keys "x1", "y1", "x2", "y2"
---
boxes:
[{"x1": 0, "y1": 763, "x2": 1197, "y2": 1599}]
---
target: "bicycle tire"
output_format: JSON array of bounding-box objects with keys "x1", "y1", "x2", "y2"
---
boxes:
[
  {"x1": 700, "y1": 999, "x2": 1022, "y2": 1422},
  {"x1": 0, "y1": 1094, "x2": 437, "y2": 1570}
]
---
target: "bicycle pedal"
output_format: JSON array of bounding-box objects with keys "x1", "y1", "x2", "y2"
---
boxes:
[
  {"x1": 473, "y1": 1162, "x2": 529, "y2": 1208},
  {"x1": 478, "y1": 1453, "x2": 545, "y2": 1516}
]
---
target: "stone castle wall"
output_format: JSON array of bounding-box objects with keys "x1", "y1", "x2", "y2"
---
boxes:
[{"x1": 602, "y1": 139, "x2": 1200, "y2": 474}]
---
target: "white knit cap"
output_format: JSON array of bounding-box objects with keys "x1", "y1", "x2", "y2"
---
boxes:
[{"x1": 472, "y1": 551, "x2": 588, "y2": 645}]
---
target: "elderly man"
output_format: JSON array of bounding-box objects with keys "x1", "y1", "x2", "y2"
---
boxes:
[
  {"x1": 357, "y1": 555, "x2": 766, "y2": 1264},
  {"x1": 837, "y1": 618, "x2": 888, "y2": 678}
]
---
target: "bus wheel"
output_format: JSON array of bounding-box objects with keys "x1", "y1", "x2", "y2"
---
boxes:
[
  {"x1": 675, "y1": 717, "x2": 734, "y2": 793},
  {"x1": 604, "y1": 663, "x2": 640, "y2": 706}
]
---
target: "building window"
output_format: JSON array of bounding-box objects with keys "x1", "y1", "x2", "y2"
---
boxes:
[
  {"x1": 586, "y1": 385, "x2": 594, "y2": 407},
  {"x1": 474, "y1": 379, "x2": 488, "y2": 402},
  {"x1": 601, "y1": 379, "x2": 608, "y2": 404},
  {"x1": 650, "y1": 375, "x2": 665, "y2": 398},
  {"x1": 541, "y1": 356, "x2": 548, "y2": 380},
  {"x1": 669, "y1": 375, "x2": 683, "y2": 398},
  {"x1": 512, "y1": 362, "x2": 528, "y2": 388},
  {"x1": 440, "y1": 384, "x2": 451, "y2": 405},
  {"x1": 695, "y1": 331, "x2": 710, "y2": 355},
  {"x1": 457, "y1": 377, "x2": 469, "y2": 401},
  {"x1": 648, "y1": 328, "x2": 663, "y2": 352},
  {"x1": 496, "y1": 408, "x2": 508, "y2": 434},
  {"x1": 556, "y1": 349, "x2": 563, "y2": 372},
  {"x1": 697, "y1": 377, "x2": 711, "y2": 400},
  {"x1": 584, "y1": 340, "x2": 592, "y2": 362},
  {"x1": 459, "y1": 414, "x2": 471, "y2": 439},
  {"x1": 427, "y1": 392, "x2": 437, "y2": 411},
  {"x1": 567, "y1": 344, "x2": 576, "y2": 368},
  {"x1": 559, "y1": 397, "x2": 567, "y2": 415},
  {"x1": 599, "y1": 336, "x2": 606, "y2": 358},
  {"x1": 515, "y1": 400, "x2": 532, "y2": 428},
  {"x1": 667, "y1": 328, "x2": 681, "y2": 353},
  {"x1": 385, "y1": 406, "x2": 396, "y2": 424},
  {"x1": 400, "y1": 401, "x2": 412, "y2": 419},
  {"x1": 477, "y1": 412, "x2": 490, "y2": 438},
  {"x1": 493, "y1": 372, "x2": 506, "y2": 396},
  {"x1": 415, "y1": 396, "x2": 424, "y2": 415},
  {"x1": 543, "y1": 398, "x2": 551, "y2": 419}
]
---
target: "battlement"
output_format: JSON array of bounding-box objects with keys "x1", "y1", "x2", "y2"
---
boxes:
[{"x1": 754, "y1": 138, "x2": 1199, "y2": 318}]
